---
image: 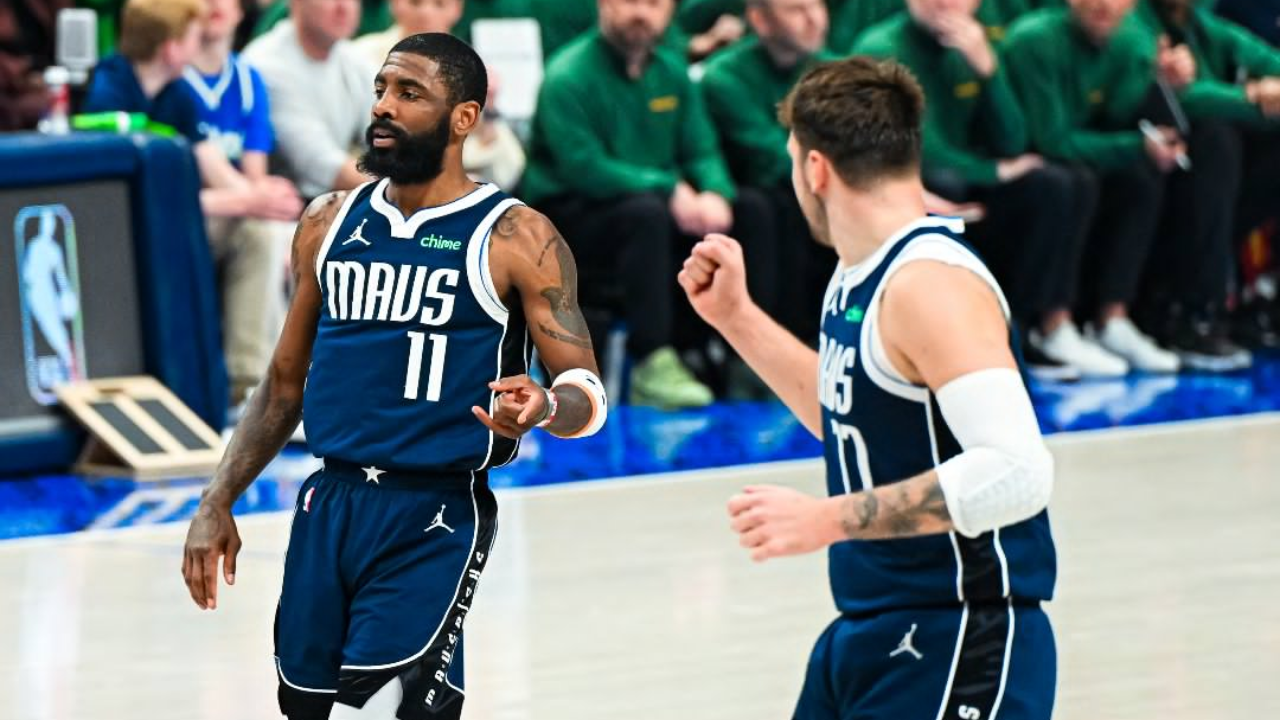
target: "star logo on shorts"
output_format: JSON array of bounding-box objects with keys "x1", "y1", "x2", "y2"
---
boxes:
[{"x1": 362, "y1": 466, "x2": 385, "y2": 484}]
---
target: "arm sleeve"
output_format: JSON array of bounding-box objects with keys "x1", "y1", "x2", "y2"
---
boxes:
[
  {"x1": 533, "y1": 74, "x2": 680, "y2": 198},
  {"x1": 243, "y1": 67, "x2": 275, "y2": 154},
  {"x1": 699, "y1": 68, "x2": 791, "y2": 187},
  {"x1": 1003, "y1": 38, "x2": 1147, "y2": 170},
  {"x1": 678, "y1": 81, "x2": 737, "y2": 200},
  {"x1": 934, "y1": 368, "x2": 1054, "y2": 538}
]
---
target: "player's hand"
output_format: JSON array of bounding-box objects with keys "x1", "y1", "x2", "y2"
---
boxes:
[
  {"x1": 727, "y1": 485, "x2": 842, "y2": 562},
  {"x1": 181, "y1": 500, "x2": 242, "y2": 610},
  {"x1": 697, "y1": 192, "x2": 733, "y2": 235},
  {"x1": 996, "y1": 153, "x2": 1045, "y2": 183},
  {"x1": 471, "y1": 375, "x2": 547, "y2": 439},
  {"x1": 678, "y1": 233, "x2": 751, "y2": 330}
]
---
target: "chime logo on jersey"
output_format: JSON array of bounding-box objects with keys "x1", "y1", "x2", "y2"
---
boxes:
[
  {"x1": 323, "y1": 260, "x2": 460, "y2": 326},
  {"x1": 14, "y1": 204, "x2": 87, "y2": 405}
]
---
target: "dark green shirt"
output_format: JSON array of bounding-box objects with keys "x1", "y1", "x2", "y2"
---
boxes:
[
  {"x1": 1135, "y1": 0, "x2": 1280, "y2": 125},
  {"x1": 456, "y1": 0, "x2": 688, "y2": 63},
  {"x1": 830, "y1": 0, "x2": 903, "y2": 54},
  {"x1": 678, "y1": 0, "x2": 745, "y2": 36},
  {"x1": 854, "y1": 14, "x2": 1028, "y2": 186},
  {"x1": 1003, "y1": 8, "x2": 1156, "y2": 170},
  {"x1": 522, "y1": 31, "x2": 736, "y2": 204},
  {"x1": 701, "y1": 38, "x2": 835, "y2": 188}
]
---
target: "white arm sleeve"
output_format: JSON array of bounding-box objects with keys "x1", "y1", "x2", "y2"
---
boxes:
[{"x1": 934, "y1": 368, "x2": 1054, "y2": 538}]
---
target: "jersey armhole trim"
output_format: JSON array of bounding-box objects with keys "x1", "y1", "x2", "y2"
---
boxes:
[
  {"x1": 313, "y1": 181, "x2": 375, "y2": 285},
  {"x1": 466, "y1": 197, "x2": 522, "y2": 325},
  {"x1": 860, "y1": 236, "x2": 1010, "y2": 404}
]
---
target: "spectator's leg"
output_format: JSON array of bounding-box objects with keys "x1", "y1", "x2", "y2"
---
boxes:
[
  {"x1": 208, "y1": 217, "x2": 288, "y2": 404},
  {"x1": 766, "y1": 184, "x2": 833, "y2": 346},
  {"x1": 1088, "y1": 162, "x2": 1165, "y2": 317},
  {"x1": 730, "y1": 187, "x2": 780, "y2": 322}
]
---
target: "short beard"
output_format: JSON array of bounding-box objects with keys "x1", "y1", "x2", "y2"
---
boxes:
[{"x1": 358, "y1": 116, "x2": 452, "y2": 185}]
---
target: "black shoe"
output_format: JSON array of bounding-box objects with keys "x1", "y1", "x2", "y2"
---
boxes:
[
  {"x1": 1022, "y1": 341, "x2": 1082, "y2": 382},
  {"x1": 1232, "y1": 299, "x2": 1280, "y2": 349},
  {"x1": 1167, "y1": 305, "x2": 1252, "y2": 372}
]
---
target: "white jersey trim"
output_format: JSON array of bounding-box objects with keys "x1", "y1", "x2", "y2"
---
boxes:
[
  {"x1": 860, "y1": 234, "x2": 1011, "y2": 404},
  {"x1": 276, "y1": 657, "x2": 338, "y2": 694},
  {"x1": 371, "y1": 179, "x2": 501, "y2": 239},
  {"x1": 989, "y1": 599, "x2": 1017, "y2": 720},
  {"x1": 932, "y1": 603, "x2": 970, "y2": 720},
  {"x1": 183, "y1": 61, "x2": 235, "y2": 111},
  {"x1": 313, "y1": 181, "x2": 376, "y2": 286},
  {"x1": 465, "y1": 198, "x2": 521, "y2": 325}
]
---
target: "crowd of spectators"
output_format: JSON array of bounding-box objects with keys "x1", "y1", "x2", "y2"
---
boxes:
[{"x1": 4, "y1": 0, "x2": 1280, "y2": 411}]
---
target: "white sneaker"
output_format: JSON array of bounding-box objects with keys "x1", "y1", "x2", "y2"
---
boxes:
[
  {"x1": 1033, "y1": 322, "x2": 1129, "y2": 377},
  {"x1": 1091, "y1": 317, "x2": 1181, "y2": 373}
]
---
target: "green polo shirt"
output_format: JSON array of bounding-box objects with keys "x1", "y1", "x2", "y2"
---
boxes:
[
  {"x1": 1135, "y1": 0, "x2": 1280, "y2": 125},
  {"x1": 700, "y1": 38, "x2": 836, "y2": 188},
  {"x1": 1002, "y1": 8, "x2": 1157, "y2": 171},
  {"x1": 456, "y1": 0, "x2": 688, "y2": 62},
  {"x1": 854, "y1": 14, "x2": 1027, "y2": 186},
  {"x1": 522, "y1": 31, "x2": 736, "y2": 205}
]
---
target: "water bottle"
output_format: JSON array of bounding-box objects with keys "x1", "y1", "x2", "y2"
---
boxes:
[{"x1": 37, "y1": 65, "x2": 71, "y2": 135}]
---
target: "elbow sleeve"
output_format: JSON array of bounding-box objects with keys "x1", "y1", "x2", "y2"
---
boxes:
[{"x1": 934, "y1": 368, "x2": 1054, "y2": 537}]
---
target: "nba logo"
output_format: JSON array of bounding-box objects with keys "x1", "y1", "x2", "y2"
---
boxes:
[{"x1": 14, "y1": 205, "x2": 86, "y2": 405}]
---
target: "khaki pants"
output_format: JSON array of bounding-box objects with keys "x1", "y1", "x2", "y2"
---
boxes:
[{"x1": 205, "y1": 216, "x2": 289, "y2": 402}]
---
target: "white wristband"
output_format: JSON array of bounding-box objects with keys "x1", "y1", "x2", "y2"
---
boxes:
[
  {"x1": 535, "y1": 388, "x2": 558, "y2": 428},
  {"x1": 551, "y1": 368, "x2": 608, "y2": 438}
]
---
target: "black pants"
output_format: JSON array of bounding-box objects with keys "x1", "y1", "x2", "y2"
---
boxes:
[
  {"x1": 1235, "y1": 128, "x2": 1280, "y2": 255},
  {"x1": 927, "y1": 163, "x2": 1097, "y2": 327},
  {"x1": 537, "y1": 189, "x2": 777, "y2": 359},
  {"x1": 1084, "y1": 161, "x2": 1165, "y2": 310},
  {"x1": 765, "y1": 183, "x2": 838, "y2": 346}
]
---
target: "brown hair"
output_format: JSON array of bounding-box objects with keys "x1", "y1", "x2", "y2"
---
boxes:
[
  {"x1": 118, "y1": 0, "x2": 205, "y2": 62},
  {"x1": 778, "y1": 56, "x2": 924, "y2": 188}
]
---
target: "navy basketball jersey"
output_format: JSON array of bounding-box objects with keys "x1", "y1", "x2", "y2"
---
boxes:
[
  {"x1": 818, "y1": 216, "x2": 1056, "y2": 615},
  {"x1": 303, "y1": 179, "x2": 530, "y2": 472}
]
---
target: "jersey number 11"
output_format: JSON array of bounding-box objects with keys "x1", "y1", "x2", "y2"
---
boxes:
[{"x1": 404, "y1": 330, "x2": 448, "y2": 402}]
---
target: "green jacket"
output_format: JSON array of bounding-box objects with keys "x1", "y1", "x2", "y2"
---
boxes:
[
  {"x1": 700, "y1": 38, "x2": 835, "y2": 188},
  {"x1": 854, "y1": 14, "x2": 1028, "y2": 186},
  {"x1": 456, "y1": 0, "x2": 688, "y2": 63},
  {"x1": 830, "y1": 0, "x2": 903, "y2": 54},
  {"x1": 678, "y1": 0, "x2": 745, "y2": 36},
  {"x1": 1002, "y1": 8, "x2": 1157, "y2": 170},
  {"x1": 1135, "y1": 0, "x2": 1280, "y2": 125},
  {"x1": 522, "y1": 31, "x2": 736, "y2": 204}
]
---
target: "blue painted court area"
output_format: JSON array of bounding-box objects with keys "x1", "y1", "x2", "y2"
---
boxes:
[{"x1": 1, "y1": 350, "x2": 1277, "y2": 541}]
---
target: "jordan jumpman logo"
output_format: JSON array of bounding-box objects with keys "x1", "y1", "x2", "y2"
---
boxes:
[{"x1": 425, "y1": 504, "x2": 455, "y2": 534}]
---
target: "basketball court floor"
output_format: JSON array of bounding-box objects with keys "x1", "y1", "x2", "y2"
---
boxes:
[{"x1": 1, "y1": 413, "x2": 1277, "y2": 720}]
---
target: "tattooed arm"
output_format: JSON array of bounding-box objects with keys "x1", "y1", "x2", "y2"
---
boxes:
[
  {"x1": 728, "y1": 260, "x2": 1035, "y2": 562},
  {"x1": 476, "y1": 205, "x2": 601, "y2": 439},
  {"x1": 181, "y1": 191, "x2": 344, "y2": 609}
]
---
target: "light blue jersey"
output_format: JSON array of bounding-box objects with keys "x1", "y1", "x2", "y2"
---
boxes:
[{"x1": 182, "y1": 54, "x2": 273, "y2": 165}]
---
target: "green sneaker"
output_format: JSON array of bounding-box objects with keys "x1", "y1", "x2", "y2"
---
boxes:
[{"x1": 629, "y1": 347, "x2": 716, "y2": 408}]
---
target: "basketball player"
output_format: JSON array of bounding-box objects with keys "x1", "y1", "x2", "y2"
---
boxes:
[
  {"x1": 180, "y1": 33, "x2": 608, "y2": 720},
  {"x1": 680, "y1": 57, "x2": 1057, "y2": 719}
]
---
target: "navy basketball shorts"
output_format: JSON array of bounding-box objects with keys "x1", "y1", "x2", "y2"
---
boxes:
[
  {"x1": 274, "y1": 460, "x2": 498, "y2": 720},
  {"x1": 793, "y1": 602, "x2": 1055, "y2": 720}
]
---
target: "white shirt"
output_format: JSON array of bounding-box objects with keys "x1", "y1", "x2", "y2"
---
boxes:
[{"x1": 244, "y1": 21, "x2": 375, "y2": 198}]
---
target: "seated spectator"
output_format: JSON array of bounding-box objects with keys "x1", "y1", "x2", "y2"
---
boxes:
[
  {"x1": 84, "y1": 0, "x2": 303, "y2": 403},
  {"x1": 352, "y1": 0, "x2": 463, "y2": 70},
  {"x1": 828, "y1": 0, "x2": 900, "y2": 53},
  {"x1": 855, "y1": 0, "x2": 1121, "y2": 380},
  {"x1": 244, "y1": 0, "x2": 372, "y2": 200},
  {"x1": 1138, "y1": 0, "x2": 1280, "y2": 348},
  {"x1": 0, "y1": 0, "x2": 69, "y2": 130},
  {"x1": 700, "y1": 0, "x2": 836, "y2": 346},
  {"x1": 463, "y1": 66, "x2": 525, "y2": 189},
  {"x1": 523, "y1": 0, "x2": 778, "y2": 407},
  {"x1": 186, "y1": 0, "x2": 304, "y2": 404},
  {"x1": 1005, "y1": 0, "x2": 1247, "y2": 372}
]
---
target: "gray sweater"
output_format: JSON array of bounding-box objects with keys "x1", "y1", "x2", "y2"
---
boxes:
[{"x1": 244, "y1": 21, "x2": 374, "y2": 198}]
